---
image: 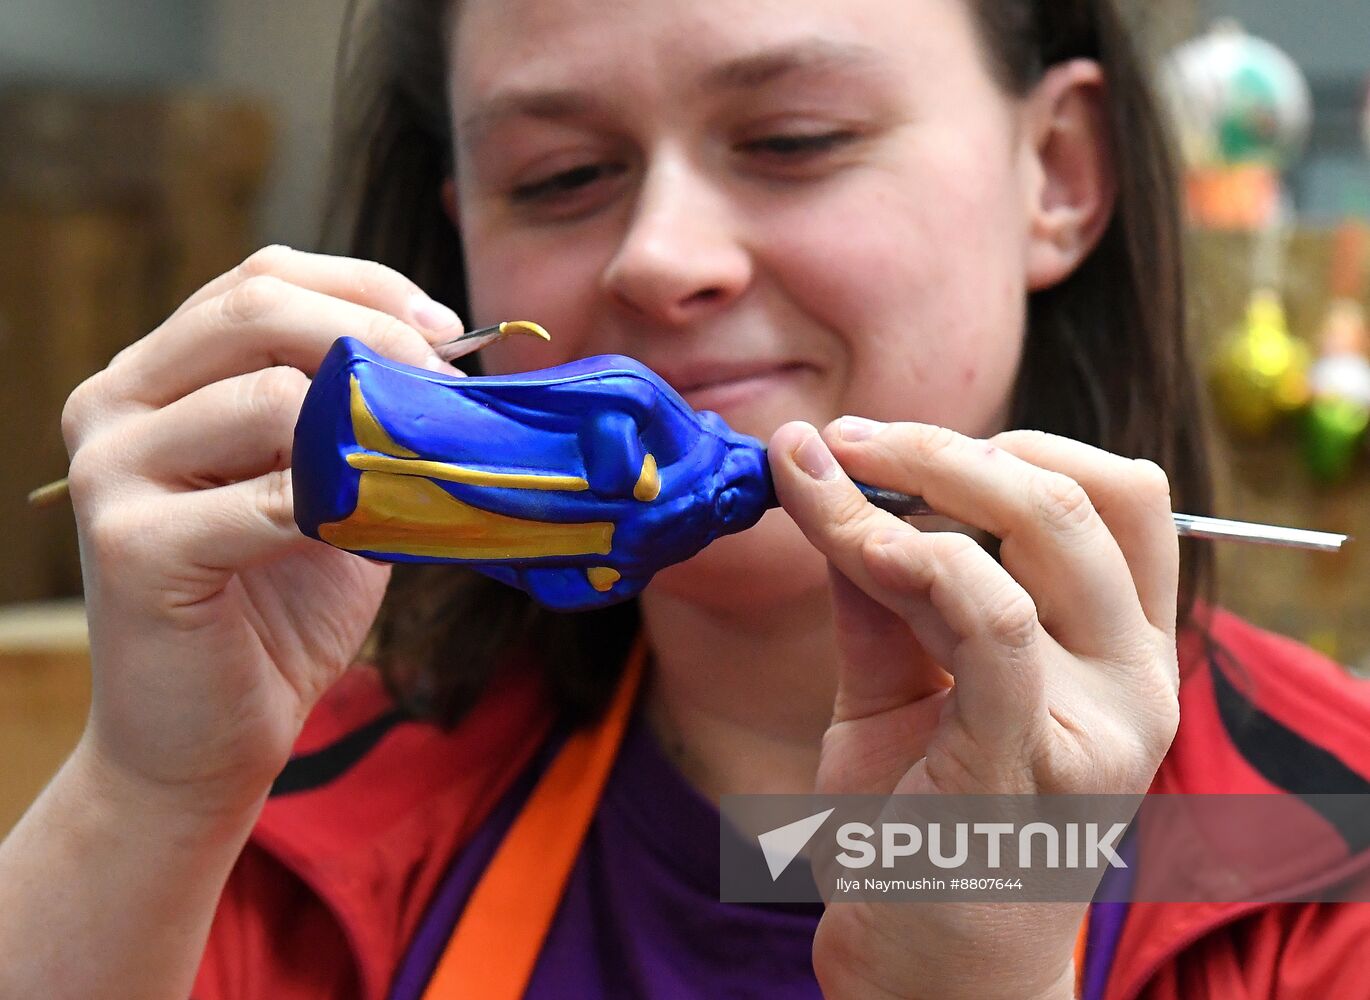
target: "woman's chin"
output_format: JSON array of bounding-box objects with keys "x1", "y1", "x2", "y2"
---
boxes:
[{"x1": 642, "y1": 509, "x2": 828, "y2": 615}]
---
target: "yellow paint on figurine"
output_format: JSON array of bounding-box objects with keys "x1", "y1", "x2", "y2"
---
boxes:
[
  {"x1": 587, "y1": 567, "x2": 621, "y2": 592},
  {"x1": 634, "y1": 453, "x2": 660, "y2": 502},
  {"x1": 320, "y1": 472, "x2": 615, "y2": 560},
  {"x1": 350, "y1": 375, "x2": 420, "y2": 458}
]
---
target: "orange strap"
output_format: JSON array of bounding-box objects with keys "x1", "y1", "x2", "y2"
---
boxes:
[
  {"x1": 421, "y1": 641, "x2": 646, "y2": 1000},
  {"x1": 1074, "y1": 909, "x2": 1090, "y2": 997}
]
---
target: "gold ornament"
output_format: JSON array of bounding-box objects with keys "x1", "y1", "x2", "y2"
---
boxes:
[{"x1": 1210, "y1": 288, "x2": 1310, "y2": 436}]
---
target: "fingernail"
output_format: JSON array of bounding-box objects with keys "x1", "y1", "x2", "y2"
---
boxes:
[
  {"x1": 410, "y1": 294, "x2": 462, "y2": 332},
  {"x1": 793, "y1": 431, "x2": 841, "y2": 481},
  {"x1": 839, "y1": 416, "x2": 885, "y2": 442}
]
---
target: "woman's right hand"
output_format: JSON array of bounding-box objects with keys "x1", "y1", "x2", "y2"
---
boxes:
[{"x1": 60, "y1": 245, "x2": 466, "y2": 821}]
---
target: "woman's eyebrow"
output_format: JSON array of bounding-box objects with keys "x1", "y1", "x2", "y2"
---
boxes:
[
  {"x1": 459, "y1": 90, "x2": 598, "y2": 146},
  {"x1": 699, "y1": 39, "x2": 889, "y2": 92},
  {"x1": 457, "y1": 40, "x2": 888, "y2": 145}
]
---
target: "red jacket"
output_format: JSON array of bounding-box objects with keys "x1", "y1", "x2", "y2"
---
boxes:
[{"x1": 193, "y1": 609, "x2": 1370, "y2": 999}]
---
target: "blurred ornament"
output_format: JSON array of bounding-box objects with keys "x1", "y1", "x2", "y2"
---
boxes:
[
  {"x1": 1301, "y1": 223, "x2": 1370, "y2": 482},
  {"x1": 1183, "y1": 165, "x2": 1282, "y2": 231},
  {"x1": 1163, "y1": 20, "x2": 1313, "y2": 169},
  {"x1": 1304, "y1": 395, "x2": 1370, "y2": 483},
  {"x1": 1210, "y1": 288, "x2": 1310, "y2": 437},
  {"x1": 1163, "y1": 21, "x2": 1311, "y2": 231}
]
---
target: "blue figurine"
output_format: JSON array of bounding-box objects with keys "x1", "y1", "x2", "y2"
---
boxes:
[{"x1": 293, "y1": 336, "x2": 776, "y2": 611}]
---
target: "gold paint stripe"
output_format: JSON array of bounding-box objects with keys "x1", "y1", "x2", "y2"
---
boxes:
[
  {"x1": 349, "y1": 374, "x2": 420, "y2": 458},
  {"x1": 320, "y1": 472, "x2": 614, "y2": 560},
  {"x1": 347, "y1": 452, "x2": 589, "y2": 493}
]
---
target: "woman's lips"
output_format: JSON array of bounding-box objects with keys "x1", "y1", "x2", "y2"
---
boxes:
[{"x1": 666, "y1": 362, "x2": 810, "y2": 418}]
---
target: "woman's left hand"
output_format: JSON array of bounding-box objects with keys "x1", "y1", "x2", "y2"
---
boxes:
[{"x1": 768, "y1": 418, "x2": 1181, "y2": 1000}]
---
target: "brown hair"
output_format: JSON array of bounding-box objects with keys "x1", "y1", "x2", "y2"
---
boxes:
[{"x1": 324, "y1": 0, "x2": 1213, "y2": 728}]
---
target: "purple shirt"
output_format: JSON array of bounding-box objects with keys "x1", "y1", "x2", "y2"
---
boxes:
[
  {"x1": 388, "y1": 701, "x2": 825, "y2": 999},
  {"x1": 388, "y1": 699, "x2": 1127, "y2": 998}
]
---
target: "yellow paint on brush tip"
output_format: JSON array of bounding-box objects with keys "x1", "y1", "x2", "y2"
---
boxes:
[{"x1": 499, "y1": 320, "x2": 552, "y2": 341}]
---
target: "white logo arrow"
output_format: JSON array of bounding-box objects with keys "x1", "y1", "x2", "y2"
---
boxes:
[{"x1": 757, "y1": 808, "x2": 835, "y2": 881}]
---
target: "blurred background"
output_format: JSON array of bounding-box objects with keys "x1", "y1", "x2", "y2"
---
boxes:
[{"x1": 2, "y1": 0, "x2": 1369, "y2": 831}]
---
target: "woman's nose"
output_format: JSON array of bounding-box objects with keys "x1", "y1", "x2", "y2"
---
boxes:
[{"x1": 600, "y1": 155, "x2": 752, "y2": 326}]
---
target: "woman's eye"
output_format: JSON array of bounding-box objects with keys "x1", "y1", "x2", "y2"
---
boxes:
[
  {"x1": 741, "y1": 131, "x2": 858, "y2": 157},
  {"x1": 510, "y1": 163, "x2": 623, "y2": 203}
]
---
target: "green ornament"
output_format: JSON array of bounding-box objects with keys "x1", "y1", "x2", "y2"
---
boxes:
[{"x1": 1301, "y1": 398, "x2": 1369, "y2": 483}]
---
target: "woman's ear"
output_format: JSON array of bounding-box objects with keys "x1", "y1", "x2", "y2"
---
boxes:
[
  {"x1": 1020, "y1": 59, "x2": 1118, "y2": 292},
  {"x1": 441, "y1": 177, "x2": 461, "y2": 231}
]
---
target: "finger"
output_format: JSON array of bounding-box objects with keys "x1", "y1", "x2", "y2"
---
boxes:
[
  {"x1": 827, "y1": 564, "x2": 952, "y2": 721},
  {"x1": 865, "y1": 528, "x2": 1049, "y2": 758},
  {"x1": 825, "y1": 418, "x2": 1149, "y2": 658},
  {"x1": 162, "y1": 245, "x2": 463, "y2": 342},
  {"x1": 821, "y1": 568, "x2": 952, "y2": 795},
  {"x1": 115, "y1": 279, "x2": 459, "y2": 410},
  {"x1": 770, "y1": 422, "x2": 1047, "y2": 739},
  {"x1": 989, "y1": 431, "x2": 1178, "y2": 637},
  {"x1": 162, "y1": 468, "x2": 312, "y2": 573},
  {"x1": 87, "y1": 467, "x2": 313, "y2": 591},
  {"x1": 112, "y1": 368, "x2": 306, "y2": 492}
]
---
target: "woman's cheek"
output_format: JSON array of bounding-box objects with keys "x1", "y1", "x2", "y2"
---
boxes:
[{"x1": 786, "y1": 171, "x2": 1026, "y2": 433}]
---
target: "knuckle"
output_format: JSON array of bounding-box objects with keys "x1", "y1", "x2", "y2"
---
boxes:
[
  {"x1": 351, "y1": 258, "x2": 415, "y2": 298},
  {"x1": 1122, "y1": 690, "x2": 1180, "y2": 779},
  {"x1": 858, "y1": 526, "x2": 896, "y2": 564},
  {"x1": 60, "y1": 375, "x2": 101, "y2": 453},
  {"x1": 830, "y1": 486, "x2": 877, "y2": 534},
  {"x1": 222, "y1": 274, "x2": 288, "y2": 325},
  {"x1": 1035, "y1": 473, "x2": 1095, "y2": 532},
  {"x1": 859, "y1": 524, "x2": 909, "y2": 571},
  {"x1": 982, "y1": 585, "x2": 1040, "y2": 649},
  {"x1": 1152, "y1": 694, "x2": 1180, "y2": 750},
  {"x1": 236, "y1": 244, "x2": 294, "y2": 280},
  {"x1": 929, "y1": 533, "x2": 992, "y2": 589},
  {"x1": 85, "y1": 504, "x2": 148, "y2": 567},
  {"x1": 359, "y1": 318, "x2": 439, "y2": 371},
  {"x1": 1130, "y1": 458, "x2": 1173, "y2": 506},
  {"x1": 245, "y1": 366, "x2": 309, "y2": 423},
  {"x1": 930, "y1": 531, "x2": 982, "y2": 569},
  {"x1": 363, "y1": 310, "x2": 418, "y2": 352},
  {"x1": 257, "y1": 468, "x2": 296, "y2": 531},
  {"x1": 910, "y1": 422, "x2": 961, "y2": 462},
  {"x1": 65, "y1": 445, "x2": 105, "y2": 505}
]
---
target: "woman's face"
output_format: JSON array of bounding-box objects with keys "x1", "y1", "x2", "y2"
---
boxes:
[{"x1": 446, "y1": 0, "x2": 1041, "y2": 614}]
